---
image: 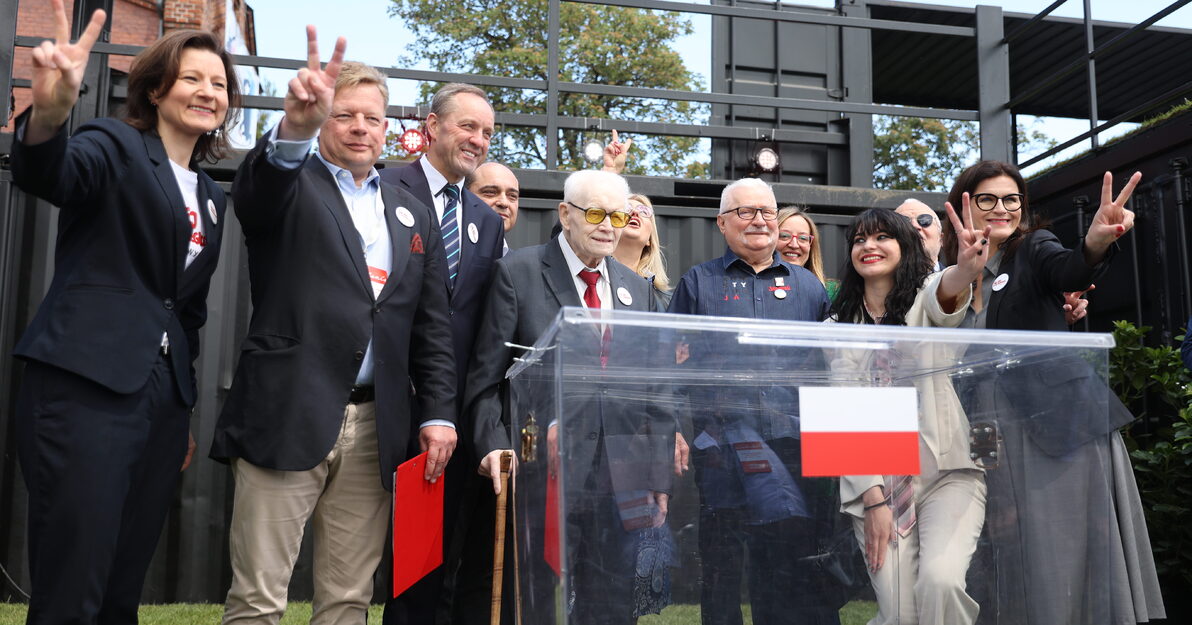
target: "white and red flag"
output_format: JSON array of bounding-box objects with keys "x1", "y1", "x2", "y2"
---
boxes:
[{"x1": 798, "y1": 386, "x2": 920, "y2": 477}]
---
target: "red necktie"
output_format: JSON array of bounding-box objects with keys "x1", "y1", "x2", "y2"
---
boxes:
[{"x1": 578, "y1": 270, "x2": 610, "y2": 367}]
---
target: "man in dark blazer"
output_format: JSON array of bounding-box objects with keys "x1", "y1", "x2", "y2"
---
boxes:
[
  {"x1": 378, "y1": 83, "x2": 505, "y2": 625},
  {"x1": 210, "y1": 45, "x2": 457, "y2": 625},
  {"x1": 465, "y1": 169, "x2": 673, "y2": 625}
]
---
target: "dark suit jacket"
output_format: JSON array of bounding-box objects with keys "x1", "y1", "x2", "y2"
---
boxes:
[
  {"x1": 464, "y1": 239, "x2": 673, "y2": 494},
  {"x1": 982, "y1": 230, "x2": 1132, "y2": 454},
  {"x1": 211, "y1": 136, "x2": 456, "y2": 491},
  {"x1": 9, "y1": 114, "x2": 224, "y2": 406},
  {"x1": 379, "y1": 160, "x2": 504, "y2": 393}
]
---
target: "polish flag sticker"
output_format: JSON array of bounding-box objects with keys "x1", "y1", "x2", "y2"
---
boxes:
[{"x1": 798, "y1": 386, "x2": 919, "y2": 477}]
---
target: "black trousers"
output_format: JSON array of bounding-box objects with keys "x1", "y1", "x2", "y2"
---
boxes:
[{"x1": 15, "y1": 357, "x2": 189, "y2": 625}]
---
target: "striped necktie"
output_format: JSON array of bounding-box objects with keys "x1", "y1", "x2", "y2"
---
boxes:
[{"x1": 441, "y1": 183, "x2": 460, "y2": 285}]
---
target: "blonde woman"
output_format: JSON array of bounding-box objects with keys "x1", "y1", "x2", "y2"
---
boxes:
[
  {"x1": 614, "y1": 193, "x2": 672, "y2": 309},
  {"x1": 778, "y1": 205, "x2": 838, "y2": 300}
]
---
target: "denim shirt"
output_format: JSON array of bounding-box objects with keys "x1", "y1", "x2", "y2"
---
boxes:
[{"x1": 668, "y1": 249, "x2": 830, "y2": 514}]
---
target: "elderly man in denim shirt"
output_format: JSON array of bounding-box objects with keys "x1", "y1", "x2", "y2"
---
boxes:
[{"x1": 668, "y1": 177, "x2": 837, "y2": 625}]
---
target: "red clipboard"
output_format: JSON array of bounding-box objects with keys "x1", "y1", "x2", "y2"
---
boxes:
[
  {"x1": 392, "y1": 451, "x2": 444, "y2": 597},
  {"x1": 544, "y1": 471, "x2": 561, "y2": 576}
]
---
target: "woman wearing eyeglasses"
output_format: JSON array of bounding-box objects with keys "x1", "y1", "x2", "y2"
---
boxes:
[
  {"x1": 830, "y1": 207, "x2": 988, "y2": 625},
  {"x1": 940, "y1": 161, "x2": 1164, "y2": 624},
  {"x1": 777, "y1": 205, "x2": 839, "y2": 300},
  {"x1": 614, "y1": 193, "x2": 672, "y2": 309}
]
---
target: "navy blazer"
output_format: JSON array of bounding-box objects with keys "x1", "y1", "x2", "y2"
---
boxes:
[
  {"x1": 9, "y1": 114, "x2": 225, "y2": 406},
  {"x1": 212, "y1": 137, "x2": 456, "y2": 491},
  {"x1": 380, "y1": 160, "x2": 503, "y2": 464}
]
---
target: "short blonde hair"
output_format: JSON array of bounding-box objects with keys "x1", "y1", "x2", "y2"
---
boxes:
[
  {"x1": 777, "y1": 205, "x2": 826, "y2": 285},
  {"x1": 629, "y1": 194, "x2": 670, "y2": 292},
  {"x1": 335, "y1": 61, "x2": 389, "y2": 104}
]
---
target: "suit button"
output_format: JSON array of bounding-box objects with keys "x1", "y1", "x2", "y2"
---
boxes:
[
  {"x1": 587, "y1": 432, "x2": 598, "y2": 441},
  {"x1": 373, "y1": 306, "x2": 381, "y2": 314},
  {"x1": 354, "y1": 350, "x2": 365, "y2": 361},
  {"x1": 163, "y1": 298, "x2": 175, "y2": 310}
]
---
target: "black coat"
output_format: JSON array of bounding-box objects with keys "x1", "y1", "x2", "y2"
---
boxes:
[
  {"x1": 211, "y1": 136, "x2": 456, "y2": 491},
  {"x1": 10, "y1": 114, "x2": 225, "y2": 405}
]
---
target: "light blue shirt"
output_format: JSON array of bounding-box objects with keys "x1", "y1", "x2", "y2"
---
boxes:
[{"x1": 265, "y1": 123, "x2": 453, "y2": 429}]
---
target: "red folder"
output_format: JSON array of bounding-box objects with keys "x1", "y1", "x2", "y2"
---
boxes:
[
  {"x1": 392, "y1": 452, "x2": 444, "y2": 597},
  {"x1": 544, "y1": 471, "x2": 561, "y2": 576}
]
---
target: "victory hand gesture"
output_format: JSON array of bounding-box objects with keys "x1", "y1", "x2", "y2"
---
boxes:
[
  {"x1": 945, "y1": 192, "x2": 992, "y2": 282},
  {"x1": 278, "y1": 26, "x2": 346, "y2": 140},
  {"x1": 26, "y1": 0, "x2": 106, "y2": 143},
  {"x1": 1086, "y1": 171, "x2": 1141, "y2": 253}
]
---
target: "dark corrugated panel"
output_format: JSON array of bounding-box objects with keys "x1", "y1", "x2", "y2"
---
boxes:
[{"x1": 868, "y1": 0, "x2": 1192, "y2": 121}]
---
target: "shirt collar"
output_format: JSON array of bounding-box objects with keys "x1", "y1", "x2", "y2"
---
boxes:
[
  {"x1": 557, "y1": 234, "x2": 608, "y2": 281},
  {"x1": 315, "y1": 151, "x2": 380, "y2": 196},
  {"x1": 419, "y1": 157, "x2": 464, "y2": 197},
  {"x1": 720, "y1": 247, "x2": 788, "y2": 275}
]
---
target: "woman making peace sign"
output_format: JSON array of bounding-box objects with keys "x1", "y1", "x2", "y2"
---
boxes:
[{"x1": 11, "y1": 2, "x2": 240, "y2": 621}]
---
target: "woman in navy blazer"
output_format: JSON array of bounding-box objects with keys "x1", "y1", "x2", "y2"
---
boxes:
[
  {"x1": 10, "y1": 3, "x2": 240, "y2": 622},
  {"x1": 941, "y1": 161, "x2": 1164, "y2": 624}
]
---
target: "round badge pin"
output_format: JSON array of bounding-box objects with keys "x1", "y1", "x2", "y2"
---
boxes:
[
  {"x1": 207, "y1": 198, "x2": 218, "y2": 225},
  {"x1": 774, "y1": 289, "x2": 787, "y2": 300},
  {"x1": 992, "y1": 273, "x2": 1010, "y2": 292},
  {"x1": 468, "y1": 222, "x2": 479, "y2": 244},
  {"x1": 617, "y1": 287, "x2": 633, "y2": 306},
  {"x1": 395, "y1": 206, "x2": 415, "y2": 228}
]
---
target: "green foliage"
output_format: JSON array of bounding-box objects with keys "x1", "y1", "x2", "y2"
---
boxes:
[
  {"x1": 1109, "y1": 320, "x2": 1192, "y2": 586},
  {"x1": 0, "y1": 603, "x2": 385, "y2": 624},
  {"x1": 872, "y1": 116, "x2": 978, "y2": 192},
  {"x1": 872, "y1": 116, "x2": 1056, "y2": 192},
  {"x1": 387, "y1": 0, "x2": 708, "y2": 176}
]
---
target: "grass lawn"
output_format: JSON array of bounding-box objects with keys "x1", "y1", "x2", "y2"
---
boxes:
[{"x1": 0, "y1": 601, "x2": 877, "y2": 624}]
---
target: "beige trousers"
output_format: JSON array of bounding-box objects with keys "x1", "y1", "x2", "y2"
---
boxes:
[
  {"x1": 222, "y1": 401, "x2": 389, "y2": 625},
  {"x1": 852, "y1": 454, "x2": 987, "y2": 625}
]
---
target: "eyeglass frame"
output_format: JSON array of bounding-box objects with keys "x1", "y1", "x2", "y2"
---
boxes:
[
  {"x1": 902, "y1": 212, "x2": 936, "y2": 229},
  {"x1": 629, "y1": 203, "x2": 654, "y2": 219},
  {"x1": 566, "y1": 201, "x2": 631, "y2": 228},
  {"x1": 723, "y1": 205, "x2": 779, "y2": 221},
  {"x1": 971, "y1": 193, "x2": 1025, "y2": 212},
  {"x1": 777, "y1": 232, "x2": 815, "y2": 244}
]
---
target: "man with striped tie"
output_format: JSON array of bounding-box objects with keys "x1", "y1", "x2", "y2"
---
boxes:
[{"x1": 379, "y1": 83, "x2": 506, "y2": 625}]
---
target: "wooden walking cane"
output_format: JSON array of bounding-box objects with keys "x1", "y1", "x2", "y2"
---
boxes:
[{"x1": 491, "y1": 450, "x2": 514, "y2": 625}]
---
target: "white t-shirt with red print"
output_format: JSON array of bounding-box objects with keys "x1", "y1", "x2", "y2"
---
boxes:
[{"x1": 170, "y1": 160, "x2": 206, "y2": 270}]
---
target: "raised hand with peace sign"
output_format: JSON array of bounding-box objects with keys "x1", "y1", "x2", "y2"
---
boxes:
[
  {"x1": 1084, "y1": 171, "x2": 1141, "y2": 259},
  {"x1": 278, "y1": 26, "x2": 347, "y2": 141},
  {"x1": 936, "y1": 192, "x2": 992, "y2": 310},
  {"x1": 25, "y1": 0, "x2": 106, "y2": 145}
]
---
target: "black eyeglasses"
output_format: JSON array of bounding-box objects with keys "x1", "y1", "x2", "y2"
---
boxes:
[
  {"x1": 566, "y1": 201, "x2": 631, "y2": 228},
  {"x1": 972, "y1": 193, "x2": 1024, "y2": 212},
  {"x1": 725, "y1": 206, "x2": 778, "y2": 221}
]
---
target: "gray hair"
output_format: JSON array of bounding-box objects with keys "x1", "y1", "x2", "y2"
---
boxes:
[
  {"x1": 429, "y1": 82, "x2": 491, "y2": 119},
  {"x1": 719, "y1": 177, "x2": 775, "y2": 214},
  {"x1": 563, "y1": 170, "x2": 629, "y2": 207}
]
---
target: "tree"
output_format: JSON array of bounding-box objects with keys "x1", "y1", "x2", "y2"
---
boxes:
[
  {"x1": 873, "y1": 116, "x2": 1057, "y2": 191},
  {"x1": 387, "y1": 0, "x2": 707, "y2": 176}
]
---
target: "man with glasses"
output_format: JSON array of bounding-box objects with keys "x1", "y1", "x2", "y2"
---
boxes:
[
  {"x1": 896, "y1": 198, "x2": 945, "y2": 271},
  {"x1": 668, "y1": 178, "x2": 837, "y2": 625},
  {"x1": 466, "y1": 169, "x2": 672, "y2": 625}
]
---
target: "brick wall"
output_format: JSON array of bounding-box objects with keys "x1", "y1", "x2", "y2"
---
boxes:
[{"x1": 5, "y1": 0, "x2": 256, "y2": 132}]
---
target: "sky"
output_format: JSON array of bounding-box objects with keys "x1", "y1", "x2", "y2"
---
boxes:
[{"x1": 245, "y1": 0, "x2": 1192, "y2": 177}]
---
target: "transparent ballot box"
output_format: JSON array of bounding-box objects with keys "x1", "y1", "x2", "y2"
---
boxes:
[{"x1": 503, "y1": 308, "x2": 1118, "y2": 625}]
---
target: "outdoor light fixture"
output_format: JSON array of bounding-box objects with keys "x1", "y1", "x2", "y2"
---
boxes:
[
  {"x1": 583, "y1": 138, "x2": 605, "y2": 164},
  {"x1": 399, "y1": 128, "x2": 427, "y2": 154},
  {"x1": 755, "y1": 146, "x2": 780, "y2": 173}
]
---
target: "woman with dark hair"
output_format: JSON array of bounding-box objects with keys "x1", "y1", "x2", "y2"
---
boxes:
[
  {"x1": 831, "y1": 207, "x2": 989, "y2": 625},
  {"x1": 10, "y1": 2, "x2": 240, "y2": 621},
  {"x1": 941, "y1": 161, "x2": 1164, "y2": 623}
]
